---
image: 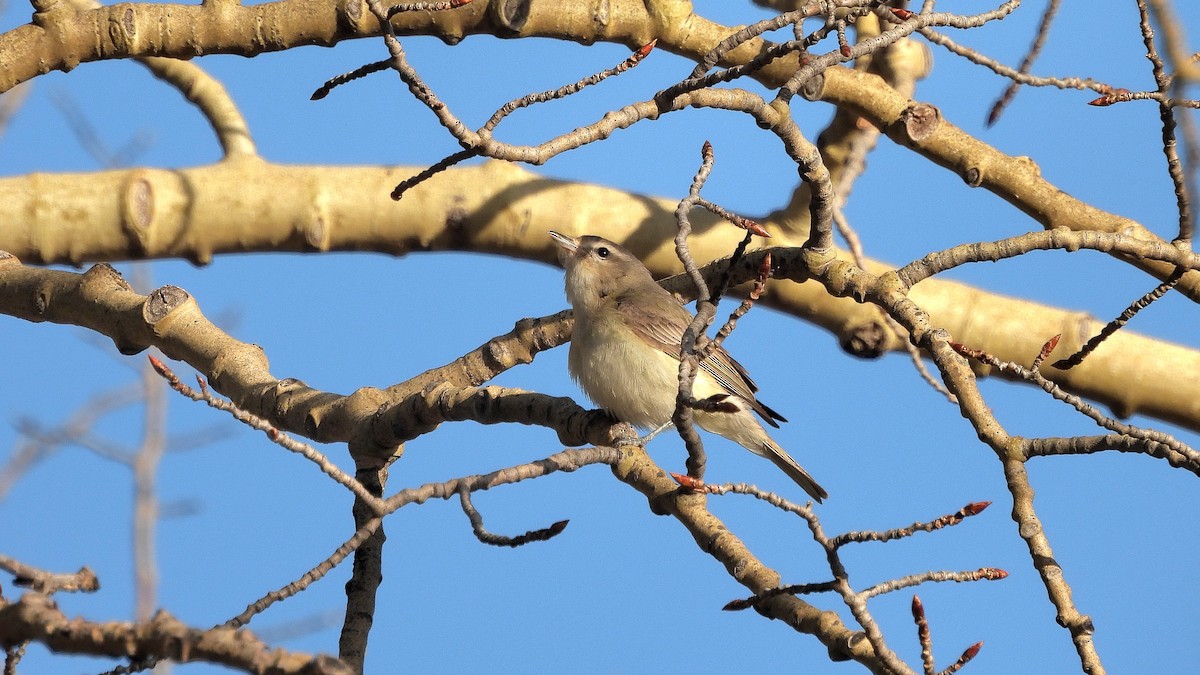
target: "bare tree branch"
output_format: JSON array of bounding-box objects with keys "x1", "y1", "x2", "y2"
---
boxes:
[{"x1": 0, "y1": 593, "x2": 349, "y2": 674}]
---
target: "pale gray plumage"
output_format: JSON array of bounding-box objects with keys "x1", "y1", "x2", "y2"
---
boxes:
[{"x1": 550, "y1": 231, "x2": 827, "y2": 502}]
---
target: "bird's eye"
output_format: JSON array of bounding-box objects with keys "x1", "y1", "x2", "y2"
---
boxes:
[{"x1": 595, "y1": 247, "x2": 610, "y2": 259}]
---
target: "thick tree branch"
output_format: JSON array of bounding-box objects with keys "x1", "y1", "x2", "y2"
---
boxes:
[
  {"x1": 0, "y1": 255, "x2": 624, "y2": 464},
  {"x1": 1, "y1": 166, "x2": 1198, "y2": 432},
  {"x1": 609, "y1": 444, "x2": 887, "y2": 673},
  {"x1": 792, "y1": 246, "x2": 1110, "y2": 675},
  {"x1": 0, "y1": 557, "x2": 99, "y2": 595},
  {"x1": 2, "y1": 0, "x2": 1194, "y2": 299},
  {"x1": 818, "y1": 66, "x2": 1199, "y2": 298},
  {"x1": 0, "y1": 593, "x2": 348, "y2": 674},
  {"x1": 3, "y1": 2, "x2": 1193, "y2": 673}
]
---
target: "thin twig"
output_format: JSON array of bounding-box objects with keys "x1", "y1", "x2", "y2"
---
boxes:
[
  {"x1": 457, "y1": 486, "x2": 569, "y2": 547},
  {"x1": 1135, "y1": 0, "x2": 1193, "y2": 242},
  {"x1": 0, "y1": 555, "x2": 99, "y2": 594},
  {"x1": 147, "y1": 356, "x2": 386, "y2": 511},
  {"x1": 913, "y1": 596, "x2": 935, "y2": 675},
  {"x1": 311, "y1": 59, "x2": 391, "y2": 101},
  {"x1": 986, "y1": 0, "x2": 1061, "y2": 126},
  {"x1": 1052, "y1": 267, "x2": 1184, "y2": 370},
  {"x1": 950, "y1": 343, "x2": 1200, "y2": 463}
]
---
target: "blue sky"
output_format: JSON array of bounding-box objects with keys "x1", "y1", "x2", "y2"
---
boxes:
[{"x1": 1, "y1": 2, "x2": 1197, "y2": 673}]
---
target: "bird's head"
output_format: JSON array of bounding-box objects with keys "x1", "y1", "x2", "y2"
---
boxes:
[{"x1": 549, "y1": 231, "x2": 656, "y2": 312}]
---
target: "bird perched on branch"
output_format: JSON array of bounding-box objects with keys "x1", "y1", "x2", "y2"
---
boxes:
[{"x1": 549, "y1": 231, "x2": 827, "y2": 502}]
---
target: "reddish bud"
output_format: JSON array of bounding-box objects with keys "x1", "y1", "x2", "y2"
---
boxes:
[
  {"x1": 840, "y1": 44, "x2": 852, "y2": 58},
  {"x1": 1032, "y1": 334, "x2": 1062, "y2": 369},
  {"x1": 949, "y1": 342, "x2": 983, "y2": 359},
  {"x1": 701, "y1": 139, "x2": 713, "y2": 159},
  {"x1": 670, "y1": 472, "x2": 707, "y2": 491},
  {"x1": 892, "y1": 7, "x2": 914, "y2": 20},
  {"x1": 758, "y1": 253, "x2": 773, "y2": 280},
  {"x1": 148, "y1": 355, "x2": 182, "y2": 387},
  {"x1": 722, "y1": 598, "x2": 751, "y2": 611},
  {"x1": 744, "y1": 219, "x2": 771, "y2": 238},
  {"x1": 633, "y1": 39, "x2": 657, "y2": 61},
  {"x1": 1088, "y1": 88, "x2": 1131, "y2": 106},
  {"x1": 981, "y1": 567, "x2": 1008, "y2": 580},
  {"x1": 549, "y1": 520, "x2": 569, "y2": 534},
  {"x1": 963, "y1": 642, "x2": 983, "y2": 659},
  {"x1": 964, "y1": 501, "x2": 991, "y2": 516},
  {"x1": 911, "y1": 595, "x2": 925, "y2": 619}
]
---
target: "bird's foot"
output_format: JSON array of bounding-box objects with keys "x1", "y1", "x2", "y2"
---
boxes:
[{"x1": 640, "y1": 421, "x2": 675, "y2": 445}]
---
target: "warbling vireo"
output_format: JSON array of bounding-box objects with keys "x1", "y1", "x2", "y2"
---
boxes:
[{"x1": 550, "y1": 231, "x2": 828, "y2": 502}]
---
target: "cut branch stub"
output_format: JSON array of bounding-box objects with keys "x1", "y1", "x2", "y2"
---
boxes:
[
  {"x1": 490, "y1": 0, "x2": 530, "y2": 34},
  {"x1": 896, "y1": 103, "x2": 942, "y2": 144},
  {"x1": 143, "y1": 285, "x2": 190, "y2": 325}
]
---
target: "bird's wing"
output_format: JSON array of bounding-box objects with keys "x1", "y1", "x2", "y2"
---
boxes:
[{"x1": 615, "y1": 290, "x2": 786, "y2": 427}]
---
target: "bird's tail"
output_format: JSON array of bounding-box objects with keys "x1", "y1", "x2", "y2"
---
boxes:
[{"x1": 762, "y1": 440, "x2": 828, "y2": 503}]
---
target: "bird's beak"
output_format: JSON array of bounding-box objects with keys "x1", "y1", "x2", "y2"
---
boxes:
[{"x1": 548, "y1": 230, "x2": 579, "y2": 254}]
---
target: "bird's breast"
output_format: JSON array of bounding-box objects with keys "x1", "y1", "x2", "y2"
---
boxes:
[{"x1": 568, "y1": 313, "x2": 680, "y2": 428}]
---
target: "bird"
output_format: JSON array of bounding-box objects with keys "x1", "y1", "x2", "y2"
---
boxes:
[{"x1": 549, "y1": 231, "x2": 827, "y2": 502}]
